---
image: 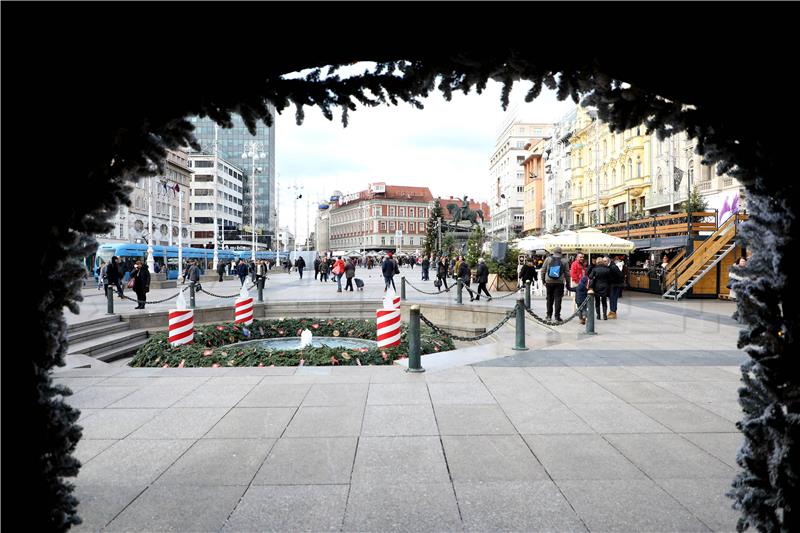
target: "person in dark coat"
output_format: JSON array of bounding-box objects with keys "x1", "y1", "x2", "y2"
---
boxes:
[
  {"x1": 588, "y1": 257, "x2": 613, "y2": 320},
  {"x1": 457, "y1": 259, "x2": 476, "y2": 301},
  {"x1": 131, "y1": 260, "x2": 151, "y2": 309},
  {"x1": 475, "y1": 257, "x2": 492, "y2": 301},
  {"x1": 216, "y1": 260, "x2": 226, "y2": 282},
  {"x1": 313, "y1": 257, "x2": 321, "y2": 280},
  {"x1": 106, "y1": 255, "x2": 124, "y2": 297},
  {"x1": 520, "y1": 259, "x2": 537, "y2": 289},
  {"x1": 236, "y1": 259, "x2": 249, "y2": 286},
  {"x1": 569, "y1": 273, "x2": 590, "y2": 325},
  {"x1": 436, "y1": 256, "x2": 450, "y2": 291},
  {"x1": 608, "y1": 257, "x2": 625, "y2": 319},
  {"x1": 295, "y1": 255, "x2": 306, "y2": 279},
  {"x1": 421, "y1": 256, "x2": 430, "y2": 281},
  {"x1": 381, "y1": 253, "x2": 398, "y2": 292},
  {"x1": 344, "y1": 257, "x2": 356, "y2": 291}
]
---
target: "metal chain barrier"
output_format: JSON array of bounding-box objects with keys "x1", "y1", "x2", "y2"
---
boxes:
[
  {"x1": 525, "y1": 297, "x2": 590, "y2": 327},
  {"x1": 121, "y1": 286, "x2": 189, "y2": 305},
  {"x1": 419, "y1": 310, "x2": 515, "y2": 342},
  {"x1": 197, "y1": 283, "x2": 257, "y2": 299},
  {"x1": 405, "y1": 279, "x2": 451, "y2": 295},
  {"x1": 491, "y1": 287, "x2": 525, "y2": 300}
]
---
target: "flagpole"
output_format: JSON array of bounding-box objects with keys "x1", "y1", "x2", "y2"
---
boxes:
[
  {"x1": 669, "y1": 134, "x2": 674, "y2": 212},
  {"x1": 168, "y1": 180, "x2": 173, "y2": 247},
  {"x1": 212, "y1": 124, "x2": 220, "y2": 270},
  {"x1": 146, "y1": 175, "x2": 155, "y2": 271},
  {"x1": 178, "y1": 190, "x2": 183, "y2": 282}
]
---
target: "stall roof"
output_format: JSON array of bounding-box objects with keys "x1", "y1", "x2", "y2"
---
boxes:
[{"x1": 641, "y1": 245, "x2": 684, "y2": 252}]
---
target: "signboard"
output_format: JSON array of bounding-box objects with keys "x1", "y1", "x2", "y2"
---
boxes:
[
  {"x1": 370, "y1": 182, "x2": 386, "y2": 194},
  {"x1": 339, "y1": 191, "x2": 361, "y2": 205}
]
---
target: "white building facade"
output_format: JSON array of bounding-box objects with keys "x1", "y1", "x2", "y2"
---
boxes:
[
  {"x1": 489, "y1": 121, "x2": 553, "y2": 240},
  {"x1": 187, "y1": 154, "x2": 244, "y2": 247},
  {"x1": 543, "y1": 108, "x2": 577, "y2": 232},
  {"x1": 95, "y1": 149, "x2": 192, "y2": 246}
]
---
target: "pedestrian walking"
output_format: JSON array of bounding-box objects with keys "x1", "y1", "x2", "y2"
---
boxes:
[
  {"x1": 216, "y1": 259, "x2": 226, "y2": 282},
  {"x1": 436, "y1": 256, "x2": 450, "y2": 291},
  {"x1": 236, "y1": 259, "x2": 249, "y2": 286},
  {"x1": 295, "y1": 255, "x2": 306, "y2": 279},
  {"x1": 520, "y1": 258, "x2": 537, "y2": 291},
  {"x1": 320, "y1": 258, "x2": 330, "y2": 282},
  {"x1": 608, "y1": 256, "x2": 625, "y2": 319},
  {"x1": 457, "y1": 258, "x2": 476, "y2": 301},
  {"x1": 106, "y1": 256, "x2": 124, "y2": 298},
  {"x1": 540, "y1": 247, "x2": 571, "y2": 322},
  {"x1": 421, "y1": 255, "x2": 430, "y2": 281},
  {"x1": 333, "y1": 256, "x2": 346, "y2": 292},
  {"x1": 130, "y1": 260, "x2": 151, "y2": 309},
  {"x1": 475, "y1": 257, "x2": 492, "y2": 301},
  {"x1": 382, "y1": 252, "x2": 398, "y2": 292},
  {"x1": 344, "y1": 257, "x2": 356, "y2": 291},
  {"x1": 569, "y1": 272, "x2": 590, "y2": 325},
  {"x1": 314, "y1": 256, "x2": 321, "y2": 280}
]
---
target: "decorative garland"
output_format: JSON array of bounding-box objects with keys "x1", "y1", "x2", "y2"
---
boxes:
[
  {"x1": 29, "y1": 46, "x2": 794, "y2": 532},
  {"x1": 130, "y1": 318, "x2": 453, "y2": 368}
]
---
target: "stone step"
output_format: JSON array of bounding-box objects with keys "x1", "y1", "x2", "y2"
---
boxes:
[
  {"x1": 428, "y1": 323, "x2": 486, "y2": 335},
  {"x1": 67, "y1": 315, "x2": 120, "y2": 333},
  {"x1": 67, "y1": 329, "x2": 148, "y2": 357},
  {"x1": 67, "y1": 321, "x2": 130, "y2": 343},
  {"x1": 93, "y1": 337, "x2": 150, "y2": 363}
]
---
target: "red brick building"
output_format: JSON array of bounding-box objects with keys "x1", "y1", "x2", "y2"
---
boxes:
[{"x1": 327, "y1": 183, "x2": 434, "y2": 252}]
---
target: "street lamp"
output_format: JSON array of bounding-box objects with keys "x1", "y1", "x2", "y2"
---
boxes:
[{"x1": 242, "y1": 141, "x2": 265, "y2": 261}]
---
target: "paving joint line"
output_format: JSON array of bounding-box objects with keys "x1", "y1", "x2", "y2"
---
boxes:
[{"x1": 426, "y1": 378, "x2": 465, "y2": 526}]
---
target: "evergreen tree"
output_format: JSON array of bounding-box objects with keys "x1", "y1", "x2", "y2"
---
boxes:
[
  {"x1": 682, "y1": 185, "x2": 709, "y2": 213},
  {"x1": 423, "y1": 199, "x2": 444, "y2": 257},
  {"x1": 465, "y1": 225, "x2": 485, "y2": 267}
]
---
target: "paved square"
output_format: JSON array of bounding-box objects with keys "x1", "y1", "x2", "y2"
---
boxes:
[{"x1": 62, "y1": 290, "x2": 746, "y2": 531}]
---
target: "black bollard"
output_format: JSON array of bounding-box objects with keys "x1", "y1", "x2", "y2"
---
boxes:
[
  {"x1": 401, "y1": 276, "x2": 407, "y2": 301},
  {"x1": 189, "y1": 282, "x2": 196, "y2": 309},
  {"x1": 257, "y1": 277, "x2": 265, "y2": 303},
  {"x1": 524, "y1": 280, "x2": 531, "y2": 310},
  {"x1": 106, "y1": 285, "x2": 114, "y2": 315},
  {"x1": 406, "y1": 305, "x2": 425, "y2": 373},
  {"x1": 513, "y1": 297, "x2": 529, "y2": 351},
  {"x1": 585, "y1": 292, "x2": 597, "y2": 335},
  {"x1": 456, "y1": 279, "x2": 463, "y2": 304}
]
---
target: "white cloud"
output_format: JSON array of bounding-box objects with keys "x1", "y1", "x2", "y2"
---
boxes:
[{"x1": 275, "y1": 74, "x2": 576, "y2": 241}]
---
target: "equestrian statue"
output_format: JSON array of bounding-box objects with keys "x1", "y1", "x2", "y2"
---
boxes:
[{"x1": 445, "y1": 195, "x2": 485, "y2": 228}]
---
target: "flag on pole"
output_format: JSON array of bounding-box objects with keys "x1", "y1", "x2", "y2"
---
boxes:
[
  {"x1": 673, "y1": 166, "x2": 684, "y2": 191},
  {"x1": 172, "y1": 183, "x2": 180, "y2": 197}
]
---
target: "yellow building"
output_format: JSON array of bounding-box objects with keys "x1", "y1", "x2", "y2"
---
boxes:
[{"x1": 569, "y1": 106, "x2": 651, "y2": 225}]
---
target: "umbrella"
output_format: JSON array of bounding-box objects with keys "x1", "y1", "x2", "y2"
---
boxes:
[
  {"x1": 544, "y1": 227, "x2": 635, "y2": 254},
  {"x1": 515, "y1": 235, "x2": 550, "y2": 253}
]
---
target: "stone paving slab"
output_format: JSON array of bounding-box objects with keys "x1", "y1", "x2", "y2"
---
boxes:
[
  {"x1": 366, "y1": 382, "x2": 431, "y2": 405},
  {"x1": 442, "y1": 435, "x2": 547, "y2": 482},
  {"x1": 72, "y1": 484, "x2": 146, "y2": 533},
  {"x1": 284, "y1": 406, "x2": 364, "y2": 437},
  {"x1": 569, "y1": 402, "x2": 670, "y2": 434},
  {"x1": 173, "y1": 383, "x2": 258, "y2": 408},
  {"x1": 557, "y1": 479, "x2": 710, "y2": 532},
  {"x1": 362, "y1": 404, "x2": 439, "y2": 436},
  {"x1": 434, "y1": 404, "x2": 517, "y2": 435},
  {"x1": 77, "y1": 439, "x2": 195, "y2": 486},
  {"x1": 224, "y1": 484, "x2": 348, "y2": 532},
  {"x1": 127, "y1": 407, "x2": 229, "y2": 439},
  {"x1": 203, "y1": 407, "x2": 296, "y2": 439},
  {"x1": 302, "y1": 383, "x2": 369, "y2": 406},
  {"x1": 632, "y1": 402, "x2": 736, "y2": 433},
  {"x1": 238, "y1": 382, "x2": 311, "y2": 407},
  {"x1": 343, "y1": 482, "x2": 462, "y2": 533},
  {"x1": 157, "y1": 438, "x2": 274, "y2": 486},
  {"x1": 77, "y1": 408, "x2": 162, "y2": 439},
  {"x1": 253, "y1": 437, "x2": 358, "y2": 485},
  {"x1": 657, "y1": 477, "x2": 740, "y2": 532},
  {"x1": 105, "y1": 484, "x2": 246, "y2": 532},
  {"x1": 523, "y1": 434, "x2": 646, "y2": 481},
  {"x1": 427, "y1": 381, "x2": 496, "y2": 405},
  {"x1": 74, "y1": 439, "x2": 118, "y2": 465},
  {"x1": 454, "y1": 480, "x2": 587, "y2": 532},
  {"x1": 501, "y1": 400, "x2": 595, "y2": 434},
  {"x1": 604, "y1": 433, "x2": 736, "y2": 480},
  {"x1": 351, "y1": 436, "x2": 450, "y2": 485},
  {"x1": 681, "y1": 432, "x2": 742, "y2": 468}
]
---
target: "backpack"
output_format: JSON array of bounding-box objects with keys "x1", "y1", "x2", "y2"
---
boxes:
[
  {"x1": 393, "y1": 260, "x2": 400, "y2": 275},
  {"x1": 547, "y1": 260, "x2": 563, "y2": 280}
]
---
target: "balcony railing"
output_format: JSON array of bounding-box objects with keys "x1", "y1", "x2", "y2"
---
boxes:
[
  {"x1": 722, "y1": 177, "x2": 734, "y2": 188},
  {"x1": 593, "y1": 210, "x2": 719, "y2": 239},
  {"x1": 696, "y1": 181, "x2": 712, "y2": 192}
]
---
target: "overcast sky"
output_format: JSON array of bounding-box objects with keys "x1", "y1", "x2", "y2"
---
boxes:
[{"x1": 275, "y1": 64, "x2": 576, "y2": 240}]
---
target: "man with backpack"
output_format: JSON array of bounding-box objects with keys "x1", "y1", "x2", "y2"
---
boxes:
[
  {"x1": 540, "y1": 247, "x2": 571, "y2": 323},
  {"x1": 382, "y1": 252, "x2": 399, "y2": 292}
]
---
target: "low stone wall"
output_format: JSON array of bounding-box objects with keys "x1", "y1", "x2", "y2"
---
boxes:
[{"x1": 399, "y1": 302, "x2": 510, "y2": 328}]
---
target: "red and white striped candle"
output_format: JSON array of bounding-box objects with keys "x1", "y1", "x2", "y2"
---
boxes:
[
  {"x1": 376, "y1": 308, "x2": 401, "y2": 348},
  {"x1": 235, "y1": 295, "x2": 254, "y2": 325},
  {"x1": 168, "y1": 309, "x2": 194, "y2": 346}
]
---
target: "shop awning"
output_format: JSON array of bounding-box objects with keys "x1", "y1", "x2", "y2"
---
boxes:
[
  {"x1": 641, "y1": 245, "x2": 684, "y2": 252},
  {"x1": 543, "y1": 227, "x2": 635, "y2": 254}
]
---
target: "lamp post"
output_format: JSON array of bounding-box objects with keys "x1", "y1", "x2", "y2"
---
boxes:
[
  {"x1": 242, "y1": 140, "x2": 265, "y2": 261},
  {"x1": 146, "y1": 175, "x2": 155, "y2": 271},
  {"x1": 210, "y1": 124, "x2": 220, "y2": 270},
  {"x1": 178, "y1": 189, "x2": 183, "y2": 282}
]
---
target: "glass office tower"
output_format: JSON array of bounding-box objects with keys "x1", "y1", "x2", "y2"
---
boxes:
[{"x1": 189, "y1": 111, "x2": 276, "y2": 247}]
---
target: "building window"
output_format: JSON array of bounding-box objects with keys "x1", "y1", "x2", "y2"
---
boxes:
[
  {"x1": 389, "y1": 221, "x2": 395, "y2": 230},
  {"x1": 636, "y1": 157, "x2": 642, "y2": 178},
  {"x1": 194, "y1": 160, "x2": 214, "y2": 168},
  {"x1": 517, "y1": 186, "x2": 524, "y2": 193},
  {"x1": 399, "y1": 207, "x2": 405, "y2": 217},
  {"x1": 612, "y1": 170, "x2": 617, "y2": 186},
  {"x1": 628, "y1": 159, "x2": 633, "y2": 180},
  {"x1": 389, "y1": 207, "x2": 395, "y2": 216}
]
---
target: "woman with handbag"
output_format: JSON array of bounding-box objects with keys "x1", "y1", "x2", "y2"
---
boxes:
[{"x1": 130, "y1": 260, "x2": 151, "y2": 309}]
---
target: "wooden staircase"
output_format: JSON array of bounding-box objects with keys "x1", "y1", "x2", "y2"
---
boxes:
[{"x1": 663, "y1": 211, "x2": 746, "y2": 300}]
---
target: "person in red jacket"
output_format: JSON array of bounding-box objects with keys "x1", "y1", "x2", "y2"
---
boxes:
[{"x1": 570, "y1": 253, "x2": 586, "y2": 286}]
